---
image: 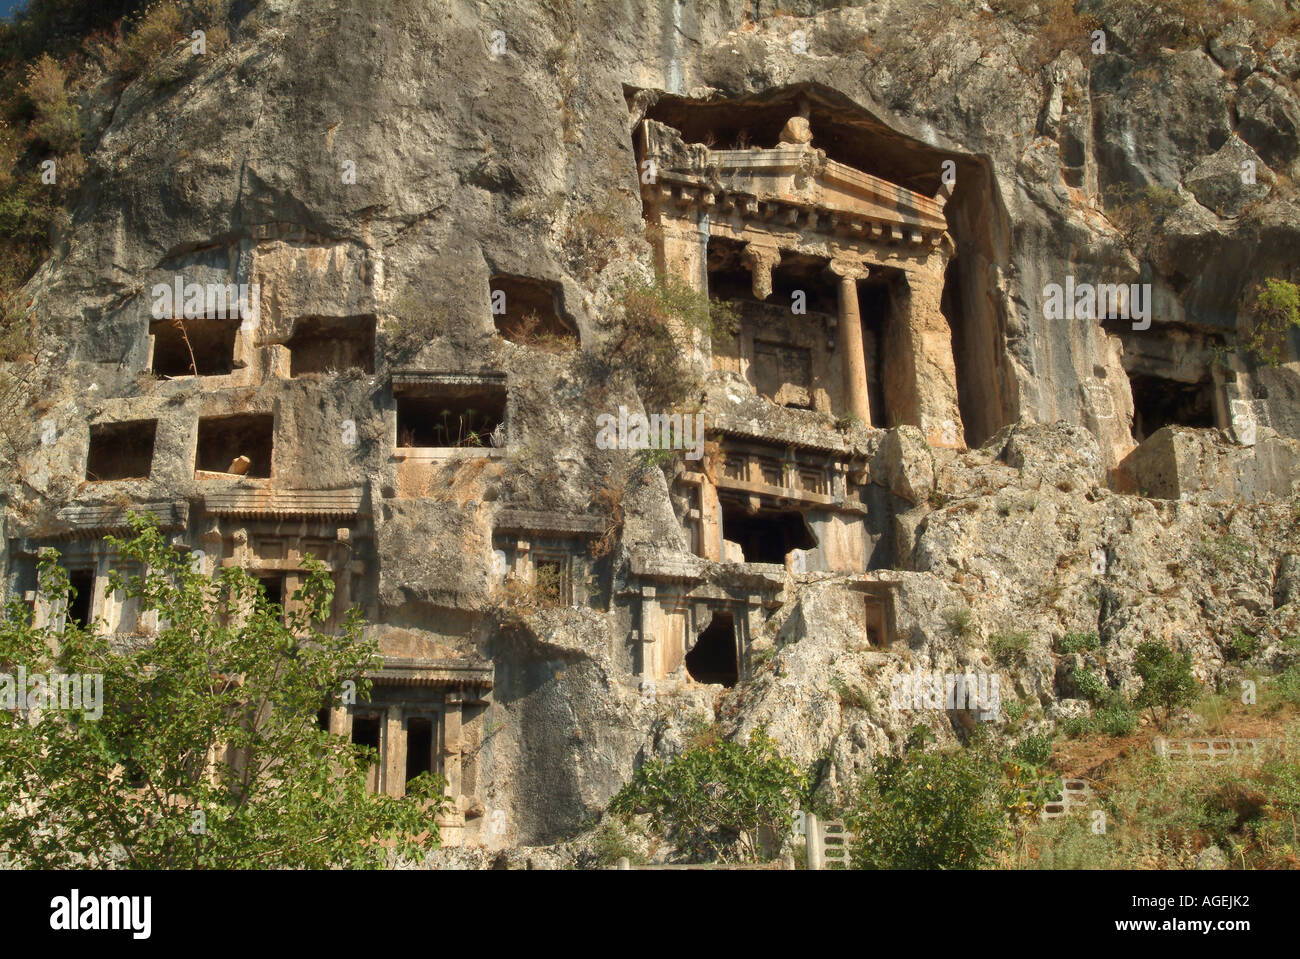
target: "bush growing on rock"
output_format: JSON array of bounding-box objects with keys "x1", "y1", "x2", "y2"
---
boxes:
[
  {"x1": 607, "y1": 729, "x2": 803, "y2": 864},
  {"x1": 1134, "y1": 641, "x2": 1200, "y2": 724},
  {"x1": 608, "y1": 277, "x2": 738, "y2": 411},
  {"x1": 1245, "y1": 278, "x2": 1300, "y2": 367},
  {"x1": 847, "y1": 744, "x2": 1009, "y2": 869}
]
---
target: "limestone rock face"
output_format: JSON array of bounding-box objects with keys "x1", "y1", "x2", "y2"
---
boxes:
[
  {"x1": 6, "y1": 0, "x2": 1300, "y2": 858},
  {"x1": 1185, "y1": 137, "x2": 1272, "y2": 218}
]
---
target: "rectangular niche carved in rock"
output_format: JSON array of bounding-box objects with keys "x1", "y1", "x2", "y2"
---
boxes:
[
  {"x1": 86, "y1": 420, "x2": 157, "y2": 481},
  {"x1": 1127, "y1": 371, "x2": 1215, "y2": 443},
  {"x1": 532, "y1": 548, "x2": 573, "y2": 606},
  {"x1": 393, "y1": 373, "x2": 506, "y2": 450},
  {"x1": 490, "y1": 274, "x2": 578, "y2": 348},
  {"x1": 720, "y1": 497, "x2": 818, "y2": 565},
  {"x1": 288, "y1": 316, "x2": 376, "y2": 376},
  {"x1": 150, "y1": 317, "x2": 240, "y2": 377},
  {"x1": 196, "y1": 413, "x2": 274, "y2": 478}
]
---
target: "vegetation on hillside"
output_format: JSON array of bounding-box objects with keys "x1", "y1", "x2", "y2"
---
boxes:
[{"x1": 0, "y1": 516, "x2": 447, "y2": 868}]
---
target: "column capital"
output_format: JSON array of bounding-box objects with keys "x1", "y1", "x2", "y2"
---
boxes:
[
  {"x1": 828, "y1": 257, "x2": 870, "y2": 281},
  {"x1": 740, "y1": 241, "x2": 782, "y2": 300}
]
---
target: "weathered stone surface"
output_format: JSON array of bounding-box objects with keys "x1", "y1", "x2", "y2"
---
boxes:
[
  {"x1": 1185, "y1": 136, "x2": 1273, "y2": 218},
  {"x1": 5, "y1": 0, "x2": 1300, "y2": 861},
  {"x1": 874, "y1": 425, "x2": 934, "y2": 505},
  {"x1": 1118, "y1": 426, "x2": 1300, "y2": 502},
  {"x1": 1236, "y1": 73, "x2": 1300, "y2": 172}
]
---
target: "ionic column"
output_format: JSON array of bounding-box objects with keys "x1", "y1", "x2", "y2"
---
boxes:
[
  {"x1": 741, "y1": 242, "x2": 782, "y2": 300},
  {"x1": 829, "y1": 258, "x2": 872, "y2": 426}
]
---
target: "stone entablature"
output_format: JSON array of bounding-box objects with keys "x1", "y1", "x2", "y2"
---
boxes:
[
  {"x1": 692, "y1": 435, "x2": 867, "y2": 514},
  {"x1": 493, "y1": 509, "x2": 605, "y2": 537},
  {"x1": 202, "y1": 486, "x2": 367, "y2": 520},
  {"x1": 367, "y1": 656, "x2": 494, "y2": 694},
  {"x1": 17, "y1": 499, "x2": 190, "y2": 542},
  {"x1": 640, "y1": 119, "x2": 949, "y2": 252}
]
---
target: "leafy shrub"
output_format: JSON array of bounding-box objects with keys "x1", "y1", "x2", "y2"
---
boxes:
[
  {"x1": 847, "y1": 746, "x2": 1009, "y2": 869},
  {"x1": 1095, "y1": 698, "x2": 1139, "y2": 737},
  {"x1": 1270, "y1": 664, "x2": 1300, "y2": 706},
  {"x1": 1002, "y1": 698, "x2": 1027, "y2": 725},
  {"x1": 1056, "y1": 631, "x2": 1100, "y2": 654},
  {"x1": 1073, "y1": 668, "x2": 1107, "y2": 705},
  {"x1": 119, "y1": 1, "x2": 183, "y2": 80},
  {"x1": 1061, "y1": 715, "x2": 1094, "y2": 739},
  {"x1": 607, "y1": 729, "x2": 803, "y2": 863},
  {"x1": 943, "y1": 605, "x2": 974, "y2": 639},
  {"x1": 0, "y1": 516, "x2": 448, "y2": 868},
  {"x1": 1011, "y1": 733, "x2": 1054, "y2": 767},
  {"x1": 608, "y1": 277, "x2": 738, "y2": 411},
  {"x1": 1244, "y1": 278, "x2": 1300, "y2": 367},
  {"x1": 590, "y1": 820, "x2": 646, "y2": 867},
  {"x1": 1226, "y1": 630, "x2": 1262, "y2": 663},
  {"x1": 990, "y1": 631, "x2": 1032, "y2": 665},
  {"x1": 1134, "y1": 641, "x2": 1199, "y2": 723},
  {"x1": 22, "y1": 55, "x2": 80, "y2": 152},
  {"x1": 1104, "y1": 183, "x2": 1185, "y2": 250}
]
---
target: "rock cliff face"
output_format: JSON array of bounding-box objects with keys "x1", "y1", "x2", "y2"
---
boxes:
[{"x1": 5, "y1": 0, "x2": 1300, "y2": 854}]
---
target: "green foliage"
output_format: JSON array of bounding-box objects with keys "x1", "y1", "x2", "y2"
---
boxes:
[
  {"x1": 1002, "y1": 697, "x2": 1027, "y2": 725},
  {"x1": 1133, "y1": 640, "x2": 1199, "y2": 723},
  {"x1": 1011, "y1": 733, "x2": 1054, "y2": 767},
  {"x1": 1197, "y1": 533, "x2": 1253, "y2": 566},
  {"x1": 990, "y1": 630, "x2": 1032, "y2": 665},
  {"x1": 1021, "y1": 726, "x2": 1300, "y2": 869},
  {"x1": 1244, "y1": 278, "x2": 1300, "y2": 367},
  {"x1": 22, "y1": 55, "x2": 80, "y2": 152},
  {"x1": 590, "y1": 819, "x2": 646, "y2": 867},
  {"x1": 1094, "y1": 698, "x2": 1139, "y2": 737},
  {"x1": 1056, "y1": 631, "x2": 1100, "y2": 654},
  {"x1": 847, "y1": 745, "x2": 1009, "y2": 869},
  {"x1": 1073, "y1": 667, "x2": 1107, "y2": 705},
  {"x1": 119, "y1": 1, "x2": 183, "y2": 81},
  {"x1": 1272, "y1": 664, "x2": 1300, "y2": 706},
  {"x1": 0, "y1": 0, "x2": 151, "y2": 63},
  {"x1": 1226, "y1": 630, "x2": 1262, "y2": 663},
  {"x1": 609, "y1": 277, "x2": 739, "y2": 410},
  {"x1": 943, "y1": 605, "x2": 974, "y2": 639},
  {"x1": 0, "y1": 516, "x2": 448, "y2": 868},
  {"x1": 607, "y1": 729, "x2": 803, "y2": 863},
  {"x1": 1060, "y1": 715, "x2": 1093, "y2": 739}
]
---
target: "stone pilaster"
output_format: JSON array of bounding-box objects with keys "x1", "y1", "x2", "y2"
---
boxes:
[
  {"x1": 384, "y1": 706, "x2": 404, "y2": 797},
  {"x1": 443, "y1": 696, "x2": 463, "y2": 801},
  {"x1": 890, "y1": 266, "x2": 964, "y2": 447}
]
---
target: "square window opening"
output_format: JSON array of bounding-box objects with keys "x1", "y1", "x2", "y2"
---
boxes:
[{"x1": 86, "y1": 420, "x2": 156, "y2": 481}]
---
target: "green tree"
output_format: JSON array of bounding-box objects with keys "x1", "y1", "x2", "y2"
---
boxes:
[
  {"x1": 1244, "y1": 278, "x2": 1300, "y2": 367},
  {"x1": 0, "y1": 516, "x2": 448, "y2": 868},
  {"x1": 1133, "y1": 640, "x2": 1199, "y2": 724},
  {"x1": 847, "y1": 744, "x2": 1009, "y2": 869},
  {"x1": 607, "y1": 729, "x2": 803, "y2": 863}
]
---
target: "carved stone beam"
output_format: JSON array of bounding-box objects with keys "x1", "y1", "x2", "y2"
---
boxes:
[{"x1": 741, "y1": 242, "x2": 782, "y2": 300}]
